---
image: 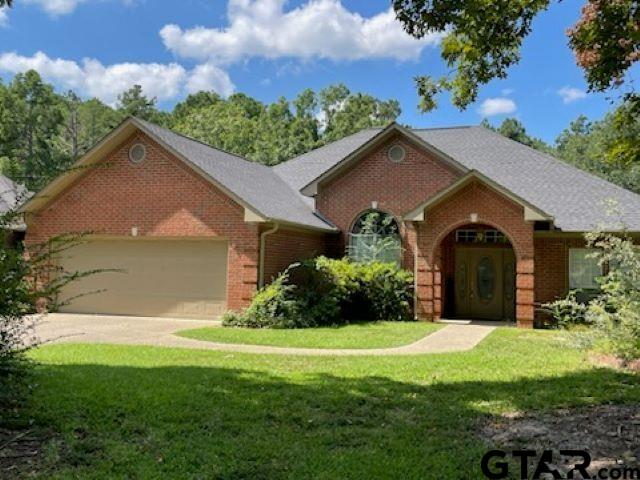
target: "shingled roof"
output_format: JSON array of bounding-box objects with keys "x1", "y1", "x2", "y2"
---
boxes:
[
  {"x1": 133, "y1": 119, "x2": 334, "y2": 231},
  {"x1": 275, "y1": 124, "x2": 640, "y2": 232}
]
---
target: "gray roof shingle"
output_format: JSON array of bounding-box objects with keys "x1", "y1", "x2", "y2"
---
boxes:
[
  {"x1": 0, "y1": 174, "x2": 26, "y2": 214},
  {"x1": 134, "y1": 118, "x2": 334, "y2": 231},
  {"x1": 274, "y1": 125, "x2": 640, "y2": 232}
]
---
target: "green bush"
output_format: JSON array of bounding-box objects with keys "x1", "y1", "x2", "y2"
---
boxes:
[
  {"x1": 544, "y1": 228, "x2": 640, "y2": 362},
  {"x1": 224, "y1": 257, "x2": 414, "y2": 329},
  {"x1": 222, "y1": 272, "x2": 302, "y2": 328}
]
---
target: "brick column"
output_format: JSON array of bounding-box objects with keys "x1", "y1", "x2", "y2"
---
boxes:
[{"x1": 516, "y1": 257, "x2": 535, "y2": 328}]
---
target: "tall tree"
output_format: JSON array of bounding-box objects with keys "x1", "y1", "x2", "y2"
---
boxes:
[
  {"x1": 393, "y1": 0, "x2": 639, "y2": 112},
  {"x1": 117, "y1": 85, "x2": 159, "y2": 121},
  {"x1": 555, "y1": 101, "x2": 640, "y2": 193},
  {"x1": 173, "y1": 84, "x2": 400, "y2": 165},
  {"x1": 56, "y1": 93, "x2": 121, "y2": 161},
  {"x1": 319, "y1": 84, "x2": 400, "y2": 143},
  {"x1": 482, "y1": 118, "x2": 554, "y2": 154},
  {"x1": 0, "y1": 71, "x2": 64, "y2": 189}
]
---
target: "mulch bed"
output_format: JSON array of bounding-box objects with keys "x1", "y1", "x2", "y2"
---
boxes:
[{"x1": 480, "y1": 404, "x2": 640, "y2": 474}]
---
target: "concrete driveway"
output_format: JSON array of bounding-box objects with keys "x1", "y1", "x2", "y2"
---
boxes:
[
  {"x1": 33, "y1": 313, "x2": 497, "y2": 356},
  {"x1": 35, "y1": 313, "x2": 222, "y2": 347}
]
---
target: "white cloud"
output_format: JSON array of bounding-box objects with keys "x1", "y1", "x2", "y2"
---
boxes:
[
  {"x1": 501, "y1": 88, "x2": 514, "y2": 96},
  {"x1": 0, "y1": 8, "x2": 8, "y2": 27},
  {"x1": 23, "y1": 0, "x2": 136, "y2": 16},
  {"x1": 24, "y1": 0, "x2": 88, "y2": 16},
  {"x1": 478, "y1": 97, "x2": 517, "y2": 117},
  {"x1": 160, "y1": 0, "x2": 442, "y2": 63},
  {"x1": 184, "y1": 62, "x2": 235, "y2": 96},
  {"x1": 0, "y1": 51, "x2": 235, "y2": 104},
  {"x1": 557, "y1": 86, "x2": 587, "y2": 104}
]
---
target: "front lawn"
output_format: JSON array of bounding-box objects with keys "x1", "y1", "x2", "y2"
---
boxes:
[
  {"x1": 19, "y1": 329, "x2": 640, "y2": 479},
  {"x1": 177, "y1": 321, "x2": 442, "y2": 349}
]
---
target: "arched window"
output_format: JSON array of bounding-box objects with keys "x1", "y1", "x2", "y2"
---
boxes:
[{"x1": 348, "y1": 210, "x2": 401, "y2": 264}]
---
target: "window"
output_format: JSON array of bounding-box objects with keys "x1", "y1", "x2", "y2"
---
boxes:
[
  {"x1": 348, "y1": 211, "x2": 401, "y2": 264},
  {"x1": 455, "y1": 229, "x2": 507, "y2": 244},
  {"x1": 569, "y1": 249, "x2": 602, "y2": 289}
]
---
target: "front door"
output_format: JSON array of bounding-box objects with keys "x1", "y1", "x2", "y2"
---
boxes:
[{"x1": 454, "y1": 247, "x2": 515, "y2": 321}]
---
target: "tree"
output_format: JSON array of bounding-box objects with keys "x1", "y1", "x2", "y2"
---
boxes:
[
  {"x1": 0, "y1": 0, "x2": 12, "y2": 7},
  {"x1": 117, "y1": 85, "x2": 159, "y2": 122},
  {"x1": 482, "y1": 118, "x2": 554, "y2": 154},
  {"x1": 56, "y1": 94, "x2": 121, "y2": 162},
  {"x1": 393, "y1": 0, "x2": 639, "y2": 112},
  {"x1": 174, "y1": 84, "x2": 400, "y2": 165},
  {"x1": 0, "y1": 71, "x2": 65, "y2": 190},
  {"x1": 319, "y1": 84, "x2": 400, "y2": 143},
  {"x1": 554, "y1": 101, "x2": 640, "y2": 193}
]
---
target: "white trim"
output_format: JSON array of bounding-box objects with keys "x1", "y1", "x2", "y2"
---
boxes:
[{"x1": 244, "y1": 208, "x2": 267, "y2": 223}]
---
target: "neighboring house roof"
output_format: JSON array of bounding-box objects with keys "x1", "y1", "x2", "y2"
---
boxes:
[
  {"x1": 275, "y1": 124, "x2": 640, "y2": 232},
  {"x1": 0, "y1": 174, "x2": 28, "y2": 230}
]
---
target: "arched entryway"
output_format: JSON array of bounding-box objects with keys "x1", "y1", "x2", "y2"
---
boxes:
[{"x1": 438, "y1": 223, "x2": 516, "y2": 322}]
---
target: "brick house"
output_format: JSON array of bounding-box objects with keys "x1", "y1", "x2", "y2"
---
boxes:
[{"x1": 20, "y1": 118, "x2": 640, "y2": 327}]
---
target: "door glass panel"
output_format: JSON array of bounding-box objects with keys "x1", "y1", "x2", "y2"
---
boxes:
[{"x1": 476, "y1": 256, "x2": 495, "y2": 303}]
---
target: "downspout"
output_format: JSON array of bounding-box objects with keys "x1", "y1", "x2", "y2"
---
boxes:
[
  {"x1": 412, "y1": 223, "x2": 419, "y2": 321},
  {"x1": 259, "y1": 222, "x2": 279, "y2": 289}
]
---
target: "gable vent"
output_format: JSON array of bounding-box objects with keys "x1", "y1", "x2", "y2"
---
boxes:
[
  {"x1": 129, "y1": 143, "x2": 147, "y2": 164},
  {"x1": 387, "y1": 144, "x2": 406, "y2": 163}
]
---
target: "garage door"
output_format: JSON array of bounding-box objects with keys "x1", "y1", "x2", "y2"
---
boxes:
[{"x1": 58, "y1": 239, "x2": 228, "y2": 319}]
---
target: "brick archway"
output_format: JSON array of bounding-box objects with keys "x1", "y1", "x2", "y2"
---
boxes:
[{"x1": 410, "y1": 181, "x2": 536, "y2": 328}]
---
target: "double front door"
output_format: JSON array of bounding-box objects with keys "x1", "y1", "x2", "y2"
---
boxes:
[{"x1": 454, "y1": 247, "x2": 515, "y2": 321}]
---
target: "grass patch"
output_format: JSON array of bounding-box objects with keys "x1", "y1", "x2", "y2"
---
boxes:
[
  {"x1": 176, "y1": 321, "x2": 442, "y2": 349},
  {"x1": 21, "y1": 328, "x2": 640, "y2": 479}
]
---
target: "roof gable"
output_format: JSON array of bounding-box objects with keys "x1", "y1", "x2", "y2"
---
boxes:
[
  {"x1": 293, "y1": 123, "x2": 469, "y2": 196},
  {"x1": 275, "y1": 124, "x2": 640, "y2": 232},
  {"x1": 404, "y1": 170, "x2": 552, "y2": 222},
  {"x1": 22, "y1": 118, "x2": 335, "y2": 232}
]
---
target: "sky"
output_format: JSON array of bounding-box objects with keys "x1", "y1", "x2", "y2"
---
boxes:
[{"x1": 0, "y1": 0, "x2": 630, "y2": 143}]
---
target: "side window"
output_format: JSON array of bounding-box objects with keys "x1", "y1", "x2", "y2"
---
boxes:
[{"x1": 569, "y1": 248, "x2": 602, "y2": 290}]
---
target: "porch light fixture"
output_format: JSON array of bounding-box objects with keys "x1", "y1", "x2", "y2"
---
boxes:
[
  {"x1": 131, "y1": 226, "x2": 138, "y2": 237},
  {"x1": 371, "y1": 201, "x2": 378, "y2": 210},
  {"x1": 470, "y1": 213, "x2": 479, "y2": 223}
]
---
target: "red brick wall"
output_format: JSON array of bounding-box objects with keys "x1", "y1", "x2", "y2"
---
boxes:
[
  {"x1": 414, "y1": 180, "x2": 535, "y2": 327},
  {"x1": 315, "y1": 134, "x2": 461, "y2": 269},
  {"x1": 262, "y1": 227, "x2": 329, "y2": 284},
  {"x1": 25, "y1": 132, "x2": 260, "y2": 310}
]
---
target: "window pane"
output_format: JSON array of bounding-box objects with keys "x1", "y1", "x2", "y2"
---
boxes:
[
  {"x1": 569, "y1": 249, "x2": 601, "y2": 289},
  {"x1": 348, "y1": 233, "x2": 400, "y2": 264}
]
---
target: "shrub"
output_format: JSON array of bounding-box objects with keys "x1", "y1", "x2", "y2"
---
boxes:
[
  {"x1": 224, "y1": 257, "x2": 414, "y2": 329},
  {"x1": 544, "y1": 228, "x2": 640, "y2": 362},
  {"x1": 222, "y1": 272, "x2": 302, "y2": 328}
]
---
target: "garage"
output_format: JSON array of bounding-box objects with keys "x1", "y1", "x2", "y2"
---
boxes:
[{"x1": 58, "y1": 239, "x2": 228, "y2": 319}]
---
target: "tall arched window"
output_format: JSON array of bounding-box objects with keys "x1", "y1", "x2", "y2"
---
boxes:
[{"x1": 348, "y1": 210, "x2": 401, "y2": 264}]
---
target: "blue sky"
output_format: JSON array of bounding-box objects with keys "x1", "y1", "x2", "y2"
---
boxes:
[{"x1": 0, "y1": 0, "x2": 627, "y2": 143}]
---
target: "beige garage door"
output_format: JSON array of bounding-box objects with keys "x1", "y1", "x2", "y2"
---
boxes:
[{"x1": 58, "y1": 239, "x2": 228, "y2": 319}]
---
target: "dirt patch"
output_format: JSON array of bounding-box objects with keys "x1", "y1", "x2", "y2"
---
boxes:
[
  {"x1": 480, "y1": 404, "x2": 640, "y2": 474},
  {"x1": 0, "y1": 428, "x2": 50, "y2": 479},
  {"x1": 591, "y1": 353, "x2": 640, "y2": 372}
]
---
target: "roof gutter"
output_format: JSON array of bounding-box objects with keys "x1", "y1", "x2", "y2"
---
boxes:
[{"x1": 259, "y1": 222, "x2": 279, "y2": 289}]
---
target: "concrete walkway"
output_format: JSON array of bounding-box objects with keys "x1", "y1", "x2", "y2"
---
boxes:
[{"x1": 34, "y1": 313, "x2": 498, "y2": 356}]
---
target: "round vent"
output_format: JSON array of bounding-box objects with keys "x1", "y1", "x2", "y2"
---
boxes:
[
  {"x1": 129, "y1": 143, "x2": 146, "y2": 164},
  {"x1": 387, "y1": 144, "x2": 406, "y2": 163}
]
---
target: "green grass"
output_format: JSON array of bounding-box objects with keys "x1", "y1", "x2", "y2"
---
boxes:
[
  {"x1": 177, "y1": 321, "x2": 442, "y2": 349},
  {"x1": 21, "y1": 329, "x2": 640, "y2": 479}
]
